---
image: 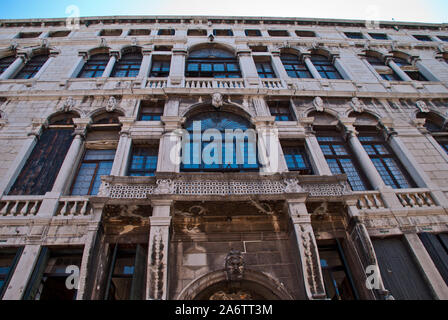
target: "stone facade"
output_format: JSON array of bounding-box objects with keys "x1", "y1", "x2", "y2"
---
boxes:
[{"x1": 0, "y1": 15, "x2": 448, "y2": 300}]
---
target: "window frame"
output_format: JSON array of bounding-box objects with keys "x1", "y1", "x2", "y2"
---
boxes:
[
  {"x1": 111, "y1": 52, "x2": 142, "y2": 78},
  {"x1": 255, "y1": 59, "x2": 276, "y2": 78},
  {"x1": 267, "y1": 100, "x2": 294, "y2": 121},
  {"x1": 0, "y1": 55, "x2": 16, "y2": 75},
  {"x1": 0, "y1": 247, "x2": 23, "y2": 299},
  {"x1": 311, "y1": 55, "x2": 343, "y2": 80},
  {"x1": 77, "y1": 53, "x2": 109, "y2": 78},
  {"x1": 280, "y1": 54, "x2": 312, "y2": 79},
  {"x1": 14, "y1": 54, "x2": 49, "y2": 79},
  {"x1": 186, "y1": 50, "x2": 241, "y2": 78},
  {"x1": 127, "y1": 145, "x2": 159, "y2": 177},
  {"x1": 281, "y1": 143, "x2": 313, "y2": 174}
]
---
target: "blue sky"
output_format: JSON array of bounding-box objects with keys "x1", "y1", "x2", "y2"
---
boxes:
[{"x1": 0, "y1": 0, "x2": 447, "y2": 23}]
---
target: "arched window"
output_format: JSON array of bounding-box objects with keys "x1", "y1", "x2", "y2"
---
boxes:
[
  {"x1": 181, "y1": 111, "x2": 258, "y2": 172},
  {"x1": 280, "y1": 53, "x2": 312, "y2": 79},
  {"x1": 186, "y1": 47, "x2": 241, "y2": 78},
  {"x1": 417, "y1": 112, "x2": 448, "y2": 154},
  {"x1": 0, "y1": 55, "x2": 15, "y2": 75},
  {"x1": 8, "y1": 113, "x2": 78, "y2": 195},
  {"x1": 311, "y1": 111, "x2": 370, "y2": 191},
  {"x1": 111, "y1": 51, "x2": 142, "y2": 78},
  {"x1": 310, "y1": 54, "x2": 342, "y2": 79},
  {"x1": 14, "y1": 54, "x2": 49, "y2": 79},
  {"x1": 77, "y1": 53, "x2": 109, "y2": 78}
]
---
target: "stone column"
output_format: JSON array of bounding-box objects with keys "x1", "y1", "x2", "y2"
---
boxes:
[
  {"x1": 101, "y1": 51, "x2": 119, "y2": 78},
  {"x1": 51, "y1": 120, "x2": 88, "y2": 193},
  {"x1": 286, "y1": 198, "x2": 327, "y2": 300},
  {"x1": 255, "y1": 117, "x2": 288, "y2": 174},
  {"x1": 300, "y1": 117, "x2": 332, "y2": 175},
  {"x1": 33, "y1": 50, "x2": 58, "y2": 80},
  {"x1": 332, "y1": 56, "x2": 350, "y2": 80},
  {"x1": 0, "y1": 119, "x2": 45, "y2": 196},
  {"x1": 237, "y1": 49, "x2": 260, "y2": 86},
  {"x1": 169, "y1": 48, "x2": 186, "y2": 86},
  {"x1": 67, "y1": 52, "x2": 87, "y2": 78},
  {"x1": 415, "y1": 59, "x2": 441, "y2": 82},
  {"x1": 303, "y1": 55, "x2": 322, "y2": 80},
  {"x1": 158, "y1": 117, "x2": 184, "y2": 173},
  {"x1": 110, "y1": 118, "x2": 134, "y2": 176},
  {"x1": 386, "y1": 58, "x2": 413, "y2": 82},
  {"x1": 339, "y1": 118, "x2": 387, "y2": 190},
  {"x1": 138, "y1": 47, "x2": 153, "y2": 79},
  {"x1": 2, "y1": 245, "x2": 42, "y2": 300},
  {"x1": 146, "y1": 199, "x2": 172, "y2": 300},
  {"x1": 404, "y1": 233, "x2": 448, "y2": 300},
  {"x1": 270, "y1": 50, "x2": 290, "y2": 80},
  {"x1": 0, "y1": 55, "x2": 26, "y2": 80}
]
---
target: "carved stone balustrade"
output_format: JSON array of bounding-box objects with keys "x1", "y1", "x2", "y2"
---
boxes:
[
  {"x1": 0, "y1": 196, "x2": 43, "y2": 217},
  {"x1": 55, "y1": 197, "x2": 92, "y2": 217}
]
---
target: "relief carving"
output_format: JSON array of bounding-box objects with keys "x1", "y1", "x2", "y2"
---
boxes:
[{"x1": 225, "y1": 249, "x2": 245, "y2": 281}]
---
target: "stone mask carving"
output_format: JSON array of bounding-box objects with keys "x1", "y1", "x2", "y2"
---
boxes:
[{"x1": 225, "y1": 249, "x2": 245, "y2": 281}]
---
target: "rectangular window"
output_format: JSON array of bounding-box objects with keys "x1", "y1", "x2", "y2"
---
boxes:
[
  {"x1": 267, "y1": 101, "x2": 294, "y2": 121},
  {"x1": 437, "y1": 36, "x2": 448, "y2": 42},
  {"x1": 14, "y1": 55, "x2": 49, "y2": 79},
  {"x1": 249, "y1": 45, "x2": 268, "y2": 52},
  {"x1": 48, "y1": 31, "x2": 71, "y2": 38},
  {"x1": 17, "y1": 32, "x2": 41, "y2": 39},
  {"x1": 157, "y1": 29, "x2": 175, "y2": 36},
  {"x1": 255, "y1": 60, "x2": 276, "y2": 78},
  {"x1": 282, "y1": 144, "x2": 313, "y2": 174},
  {"x1": 213, "y1": 29, "x2": 233, "y2": 36},
  {"x1": 413, "y1": 35, "x2": 432, "y2": 42},
  {"x1": 359, "y1": 135, "x2": 415, "y2": 189},
  {"x1": 345, "y1": 32, "x2": 364, "y2": 39},
  {"x1": 245, "y1": 29, "x2": 262, "y2": 37},
  {"x1": 128, "y1": 146, "x2": 158, "y2": 177},
  {"x1": 128, "y1": 29, "x2": 151, "y2": 36},
  {"x1": 138, "y1": 100, "x2": 165, "y2": 121},
  {"x1": 318, "y1": 240, "x2": 358, "y2": 300},
  {"x1": 150, "y1": 57, "x2": 171, "y2": 77},
  {"x1": 369, "y1": 33, "x2": 388, "y2": 40},
  {"x1": 9, "y1": 129, "x2": 74, "y2": 195},
  {"x1": 405, "y1": 71, "x2": 428, "y2": 82},
  {"x1": 187, "y1": 29, "x2": 207, "y2": 36},
  {"x1": 268, "y1": 30, "x2": 289, "y2": 37},
  {"x1": 317, "y1": 135, "x2": 369, "y2": 191},
  {"x1": 295, "y1": 30, "x2": 316, "y2": 37},
  {"x1": 419, "y1": 233, "x2": 448, "y2": 287},
  {"x1": 71, "y1": 149, "x2": 116, "y2": 196},
  {"x1": 24, "y1": 247, "x2": 83, "y2": 300},
  {"x1": 0, "y1": 248, "x2": 23, "y2": 299},
  {"x1": 105, "y1": 244, "x2": 147, "y2": 300},
  {"x1": 99, "y1": 29, "x2": 122, "y2": 37}
]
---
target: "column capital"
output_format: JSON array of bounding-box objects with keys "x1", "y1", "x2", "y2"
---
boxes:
[
  {"x1": 253, "y1": 116, "x2": 276, "y2": 128},
  {"x1": 237, "y1": 49, "x2": 252, "y2": 56},
  {"x1": 16, "y1": 51, "x2": 29, "y2": 62},
  {"x1": 28, "y1": 118, "x2": 47, "y2": 137},
  {"x1": 149, "y1": 216, "x2": 172, "y2": 227},
  {"x1": 172, "y1": 48, "x2": 187, "y2": 55},
  {"x1": 109, "y1": 50, "x2": 120, "y2": 58},
  {"x1": 378, "y1": 118, "x2": 398, "y2": 141},
  {"x1": 77, "y1": 50, "x2": 88, "y2": 60},
  {"x1": 411, "y1": 118, "x2": 429, "y2": 134},
  {"x1": 299, "y1": 117, "x2": 315, "y2": 135},
  {"x1": 142, "y1": 47, "x2": 153, "y2": 55},
  {"x1": 161, "y1": 116, "x2": 185, "y2": 132},
  {"x1": 73, "y1": 118, "x2": 91, "y2": 134}
]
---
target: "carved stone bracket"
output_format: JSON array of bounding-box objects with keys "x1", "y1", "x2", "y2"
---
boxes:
[{"x1": 225, "y1": 249, "x2": 245, "y2": 281}]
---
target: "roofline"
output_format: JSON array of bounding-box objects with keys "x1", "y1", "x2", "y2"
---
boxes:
[{"x1": 0, "y1": 15, "x2": 446, "y2": 28}]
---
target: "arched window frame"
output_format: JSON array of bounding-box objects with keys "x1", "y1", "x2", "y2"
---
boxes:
[
  {"x1": 14, "y1": 53, "x2": 49, "y2": 79},
  {"x1": 280, "y1": 53, "x2": 312, "y2": 79},
  {"x1": 310, "y1": 54, "x2": 342, "y2": 80},
  {"x1": 77, "y1": 53, "x2": 109, "y2": 78},
  {"x1": 111, "y1": 49, "x2": 143, "y2": 78},
  {"x1": 185, "y1": 47, "x2": 242, "y2": 78}
]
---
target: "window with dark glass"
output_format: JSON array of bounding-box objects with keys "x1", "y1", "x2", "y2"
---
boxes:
[
  {"x1": 419, "y1": 233, "x2": 448, "y2": 287},
  {"x1": 281, "y1": 54, "x2": 312, "y2": 78},
  {"x1": 77, "y1": 53, "x2": 109, "y2": 78},
  {"x1": 406, "y1": 71, "x2": 428, "y2": 81},
  {"x1": 154, "y1": 45, "x2": 173, "y2": 52},
  {"x1": 413, "y1": 35, "x2": 432, "y2": 42},
  {"x1": 128, "y1": 146, "x2": 158, "y2": 176},
  {"x1": 295, "y1": 30, "x2": 316, "y2": 37},
  {"x1": 249, "y1": 45, "x2": 268, "y2": 52},
  {"x1": 438, "y1": 36, "x2": 448, "y2": 42},
  {"x1": 24, "y1": 247, "x2": 83, "y2": 300},
  {"x1": 268, "y1": 100, "x2": 294, "y2": 121},
  {"x1": 0, "y1": 56, "x2": 15, "y2": 75},
  {"x1": 369, "y1": 33, "x2": 388, "y2": 40},
  {"x1": 365, "y1": 55, "x2": 401, "y2": 81},
  {"x1": 282, "y1": 143, "x2": 313, "y2": 174},
  {"x1": 8, "y1": 116, "x2": 76, "y2": 195},
  {"x1": 0, "y1": 248, "x2": 23, "y2": 299},
  {"x1": 311, "y1": 54, "x2": 343, "y2": 79},
  {"x1": 213, "y1": 29, "x2": 233, "y2": 36},
  {"x1": 188, "y1": 29, "x2": 207, "y2": 36},
  {"x1": 317, "y1": 134, "x2": 370, "y2": 191},
  {"x1": 390, "y1": 57, "x2": 428, "y2": 81},
  {"x1": 138, "y1": 100, "x2": 165, "y2": 121},
  {"x1": 255, "y1": 59, "x2": 276, "y2": 78},
  {"x1": 157, "y1": 29, "x2": 175, "y2": 36},
  {"x1": 358, "y1": 134, "x2": 415, "y2": 189},
  {"x1": 14, "y1": 54, "x2": 49, "y2": 79},
  {"x1": 268, "y1": 30, "x2": 289, "y2": 37},
  {"x1": 345, "y1": 32, "x2": 364, "y2": 39},
  {"x1": 99, "y1": 29, "x2": 122, "y2": 37},
  {"x1": 71, "y1": 149, "x2": 116, "y2": 196},
  {"x1": 48, "y1": 31, "x2": 71, "y2": 38},
  {"x1": 186, "y1": 47, "x2": 241, "y2": 78},
  {"x1": 245, "y1": 29, "x2": 261, "y2": 37},
  {"x1": 181, "y1": 111, "x2": 259, "y2": 172},
  {"x1": 17, "y1": 32, "x2": 41, "y2": 39},
  {"x1": 105, "y1": 244, "x2": 147, "y2": 300},
  {"x1": 111, "y1": 52, "x2": 142, "y2": 78},
  {"x1": 318, "y1": 240, "x2": 358, "y2": 300},
  {"x1": 128, "y1": 29, "x2": 151, "y2": 36},
  {"x1": 150, "y1": 56, "x2": 171, "y2": 77},
  {"x1": 417, "y1": 113, "x2": 448, "y2": 155}
]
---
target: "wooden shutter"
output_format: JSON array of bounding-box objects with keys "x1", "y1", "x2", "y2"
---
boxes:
[
  {"x1": 419, "y1": 233, "x2": 448, "y2": 286},
  {"x1": 9, "y1": 129, "x2": 74, "y2": 195},
  {"x1": 372, "y1": 237, "x2": 433, "y2": 300}
]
